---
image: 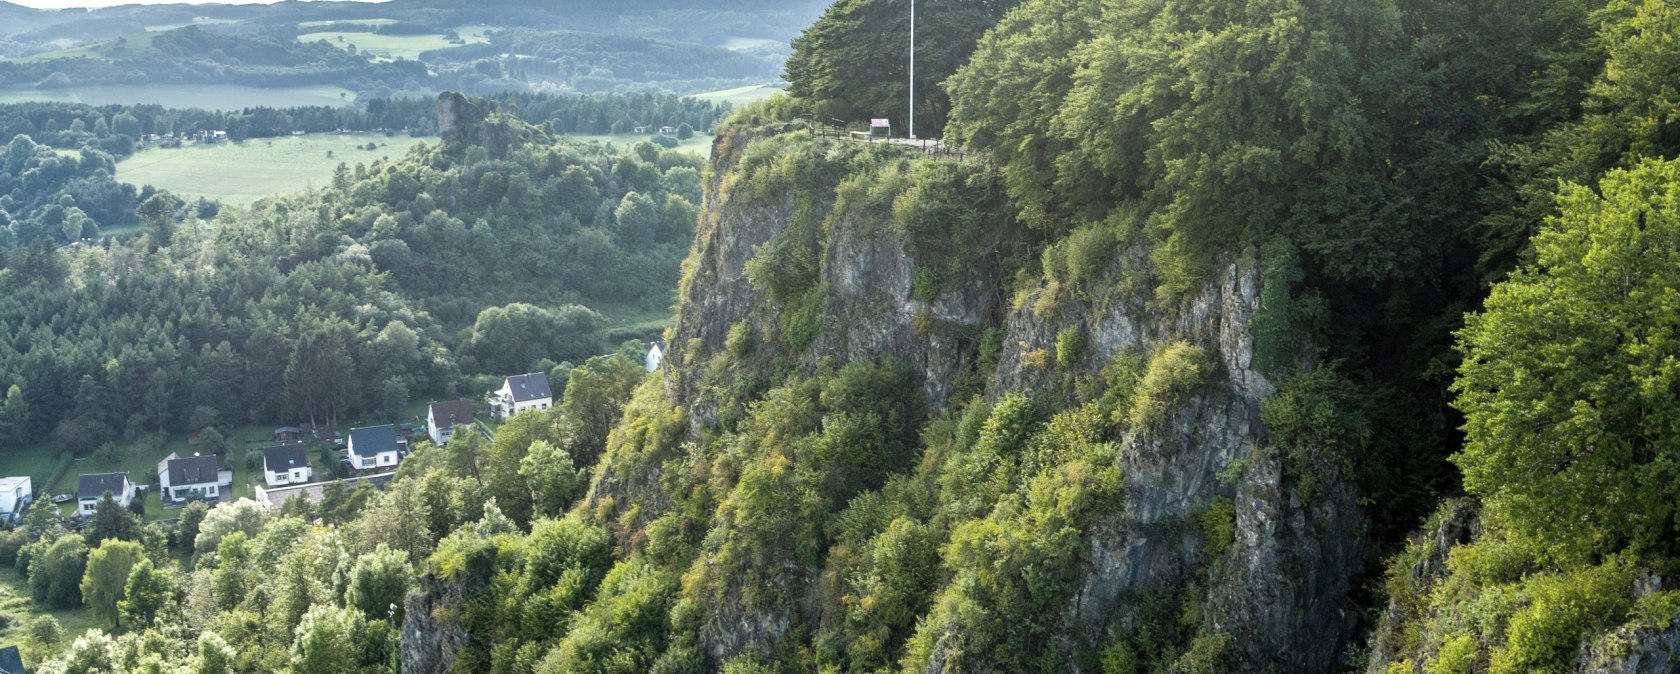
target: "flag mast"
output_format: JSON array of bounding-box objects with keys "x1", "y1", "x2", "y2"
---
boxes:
[{"x1": 909, "y1": 0, "x2": 916, "y2": 140}]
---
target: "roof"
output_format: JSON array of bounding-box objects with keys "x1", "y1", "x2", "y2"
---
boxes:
[
  {"x1": 274, "y1": 426, "x2": 301, "y2": 434},
  {"x1": 348, "y1": 425, "x2": 400, "y2": 458},
  {"x1": 0, "y1": 644, "x2": 23, "y2": 674},
  {"x1": 0, "y1": 477, "x2": 28, "y2": 492},
  {"x1": 429, "y1": 400, "x2": 473, "y2": 428},
  {"x1": 257, "y1": 472, "x2": 396, "y2": 512},
  {"x1": 262, "y1": 445, "x2": 310, "y2": 471},
  {"x1": 503, "y1": 372, "x2": 552, "y2": 403},
  {"x1": 77, "y1": 473, "x2": 129, "y2": 501},
  {"x1": 166, "y1": 455, "x2": 221, "y2": 487}
]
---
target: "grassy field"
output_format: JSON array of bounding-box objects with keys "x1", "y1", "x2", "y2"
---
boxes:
[
  {"x1": 298, "y1": 18, "x2": 397, "y2": 29},
  {"x1": 691, "y1": 83, "x2": 785, "y2": 108},
  {"x1": 565, "y1": 133, "x2": 713, "y2": 157},
  {"x1": 117, "y1": 133, "x2": 437, "y2": 205},
  {"x1": 298, "y1": 29, "x2": 488, "y2": 61},
  {"x1": 0, "y1": 565, "x2": 104, "y2": 656},
  {"x1": 721, "y1": 37, "x2": 783, "y2": 51},
  {"x1": 0, "y1": 84, "x2": 355, "y2": 110}
]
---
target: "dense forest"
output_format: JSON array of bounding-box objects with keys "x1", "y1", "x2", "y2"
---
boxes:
[
  {"x1": 3, "y1": 0, "x2": 1680, "y2": 673},
  {"x1": 0, "y1": 102, "x2": 699, "y2": 455}
]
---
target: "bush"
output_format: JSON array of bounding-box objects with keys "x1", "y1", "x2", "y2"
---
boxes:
[
  {"x1": 1490, "y1": 556, "x2": 1636, "y2": 674},
  {"x1": 1126, "y1": 342, "x2": 1210, "y2": 429},
  {"x1": 1055, "y1": 325, "x2": 1087, "y2": 369}
]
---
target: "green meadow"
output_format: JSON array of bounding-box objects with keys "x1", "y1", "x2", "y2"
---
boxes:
[
  {"x1": 691, "y1": 83, "x2": 785, "y2": 107},
  {"x1": 117, "y1": 133, "x2": 436, "y2": 205}
]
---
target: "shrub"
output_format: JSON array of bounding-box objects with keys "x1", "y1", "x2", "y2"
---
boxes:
[
  {"x1": 1490, "y1": 556, "x2": 1636, "y2": 674},
  {"x1": 1126, "y1": 342, "x2": 1210, "y2": 429},
  {"x1": 1055, "y1": 325, "x2": 1087, "y2": 369}
]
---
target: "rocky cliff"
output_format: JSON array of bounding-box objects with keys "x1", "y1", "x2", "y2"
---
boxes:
[{"x1": 597, "y1": 119, "x2": 1366, "y2": 671}]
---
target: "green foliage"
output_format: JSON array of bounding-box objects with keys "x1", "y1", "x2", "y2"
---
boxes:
[
  {"x1": 119, "y1": 557, "x2": 179, "y2": 630},
  {"x1": 1055, "y1": 326, "x2": 1086, "y2": 370},
  {"x1": 29, "y1": 533, "x2": 88, "y2": 609},
  {"x1": 1489, "y1": 557, "x2": 1637, "y2": 674},
  {"x1": 785, "y1": 0, "x2": 1023, "y2": 136},
  {"x1": 345, "y1": 545, "x2": 414, "y2": 623},
  {"x1": 80, "y1": 538, "x2": 144, "y2": 629},
  {"x1": 1262, "y1": 367, "x2": 1373, "y2": 502},
  {"x1": 1196, "y1": 499, "x2": 1236, "y2": 563},
  {"x1": 1427, "y1": 633, "x2": 1480, "y2": 674},
  {"x1": 1454, "y1": 158, "x2": 1680, "y2": 563},
  {"x1": 1126, "y1": 342, "x2": 1210, "y2": 430}
]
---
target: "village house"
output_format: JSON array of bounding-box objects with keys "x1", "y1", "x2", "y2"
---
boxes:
[
  {"x1": 659, "y1": 125, "x2": 677, "y2": 135},
  {"x1": 255, "y1": 471, "x2": 395, "y2": 513},
  {"x1": 488, "y1": 372, "x2": 553, "y2": 420},
  {"x1": 347, "y1": 425, "x2": 406, "y2": 471},
  {"x1": 157, "y1": 453, "x2": 230, "y2": 505},
  {"x1": 261, "y1": 445, "x2": 314, "y2": 488},
  {"x1": 77, "y1": 473, "x2": 135, "y2": 515},
  {"x1": 426, "y1": 399, "x2": 473, "y2": 446},
  {"x1": 645, "y1": 342, "x2": 664, "y2": 372},
  {"x1": 274, "y1": 426, "x2": 303, "y2": 442},
  {"x1": 0, "y1": 477, "x2": 31, "y2": 525}
]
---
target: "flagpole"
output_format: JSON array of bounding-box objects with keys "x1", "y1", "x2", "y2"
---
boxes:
[{"x1": 909, "y1": 0, "x2": 916, "y2": 140}]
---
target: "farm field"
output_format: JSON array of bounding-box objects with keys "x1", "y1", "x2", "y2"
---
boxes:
[
  {"x1": 690, "y1": 83, "x2": 784, "y2": 107},
  {"x1": 298, "y1": 28, "x2": 489, "y2": 61},
  {"x1": 297, "y1": 18, "x2": 397, "y2": 29},
  {"x1": 721, "y1": 37, "x2": 782, "y2": 51},
  {"x1": 0, "y1": 84, "x2": 355, "y2": 109},
  {"x1": 117, "y1": 133, "x2": 437, "y2": 205}
]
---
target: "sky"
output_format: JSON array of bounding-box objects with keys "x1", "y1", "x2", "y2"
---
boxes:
[{"x1": 10, "y1": 0, "x2": 379, "y2": 9}]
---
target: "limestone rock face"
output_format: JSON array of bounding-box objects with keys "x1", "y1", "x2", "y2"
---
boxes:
[
  {"x1": 661, "y1": 124, "x2": 1367, "y2": 672},
  {"x1": 400, "y1": 575, "x2": 474, "y2": 674}
]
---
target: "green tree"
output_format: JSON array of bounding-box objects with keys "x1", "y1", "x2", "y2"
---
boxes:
[
  {"x1": 137, "y1": 192, "x2": 180, "y2": 250},
  {"x1": 287, "y1": 604, "x2": 369, "y2": 674},
  {"x1": 83, "y1": 492, "x2": 142, "y2": 547},
  {"x1": 80, "y1": 538, "x2": 144, "y2": 628},
  {"x1": 119, "y1": 557, "x2": 179, "y2": 629},
  {"x1": 785, "y1": 0, "x2": 1024, "y2": 136},
  {"x1": 346, "y1": 545, "x2": 414, "y2": 623},
  {"x1": 0, "y1": 384, "x2": 28, "y2": 443},
  {"x1": 1454, "y1": 158, "x2": 1680, "y2": 564},
  {"x1": 286, "y1": 315, "x2": 359, "y2": 429},
  {"x1": 23, "y1": 615, "x2": 63, "y2": 665},
  {"x1": 177, "y1": 500, "x2": 209, "y2": 552},
  {"x1": 194, "y1": 631, "x2": 236, "y2": 674},
  {"x1": 29, "y1": 534, "x2": 87, "y2": 609},
  {"x1": 520, "y1": 439, "x2": 584, "y2": 518}
]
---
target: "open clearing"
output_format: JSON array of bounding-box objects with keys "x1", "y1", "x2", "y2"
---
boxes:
[
  {"x1": 117, "y1": 133, "x2": 436, "y2": 205},
  {"x1": 298, "y1": 28, "x2": 489, "y2": 61},
  {"x1": 566, "y1": 133, "x2": 713, "y2": 157},
  {"x1": 721, "y1": 37, "x2": 782, "y2": 51},
  {"x1": 691, "y1": 83, "x2": 784, "y2": 108},
  {"x1": 298, "y1": 18, "x2": 398, "y2": 29},
  {"x1": 0, "y1": 84, "x2": 355, "y2": 109}
]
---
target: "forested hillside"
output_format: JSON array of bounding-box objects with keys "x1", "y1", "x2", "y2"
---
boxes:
[
  {"x1": 0, "y1": 100, "x2": 698, "y2": 450},
  {"x1": 4, "y1": 0, "x2": 1680, "y2": 673}
]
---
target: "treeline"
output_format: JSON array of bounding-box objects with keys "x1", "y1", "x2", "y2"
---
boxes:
[
  {"x1": 419, "y1": 28, "x2": 781, "y2": 95},
  {"x1": 0, "y1": 103, "x2": 696, "y2": 452},
  {"x1": 0, "y1": 26, "x2": 427, "y2": 92},
  {"x1": 0, "y1": 92, "x2": 728, "y2": 155}
]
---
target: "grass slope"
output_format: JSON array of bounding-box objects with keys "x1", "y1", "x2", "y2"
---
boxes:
[{"x1": 117, "y1": 133, "x2": 436, "y2": 205}]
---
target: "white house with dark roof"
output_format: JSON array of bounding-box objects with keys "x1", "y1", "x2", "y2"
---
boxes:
[
  {"x1": 262, "y1": 445, "x2": 314, "y2": 487},
  {"x1": 348, "y1": 425, "x2": 406, "y2": 471},
  {"x1": 158, "y1": 453, "x2": 228, "y2": 504},
  {"x1": 0, "y1": 477, "x2": 31, "y2": 525},
  {"x1": 77, "y1": 473, "x2": 135, "y2": 515},
  {"x1": 427, "y1": 399, "x2": 474, "y2": 445},
  {"x1": 489, "y1": 372, "x2": 553, "y2": 420}
]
